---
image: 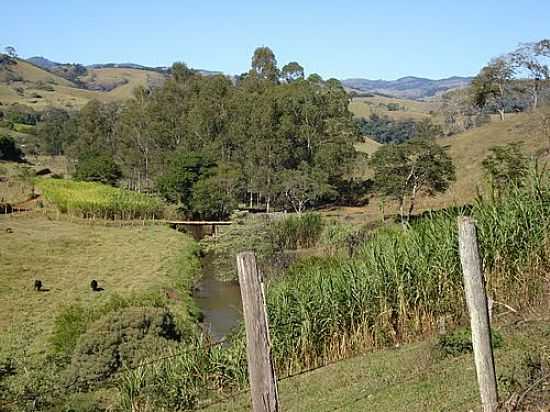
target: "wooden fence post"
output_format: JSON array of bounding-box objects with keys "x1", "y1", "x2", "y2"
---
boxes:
[
  {"x1": 236, "y1": 252, "x2": 279, "y2": 412},
  {"x1": 457, "y1": 217, "x2": 498, "y2": 412}
]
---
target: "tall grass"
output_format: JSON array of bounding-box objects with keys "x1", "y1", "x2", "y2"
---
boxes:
[
  {"x1": 36, "y1": 179, "x2": 165, "y2": 220},
  {"x1": 266, "y1": 169, "x2": 550, "y2": 372},
  {"x1": 269, "y1": 213, "x2": 324, "y2": 249}
]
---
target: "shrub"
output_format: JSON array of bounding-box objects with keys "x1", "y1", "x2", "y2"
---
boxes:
[
  {"x1": 51, "y1": 304, "x2": 91, "y2": 356},
  {"x1": 437, "y1": 328, "x2": 503, "y2": 357},
  {"x1": 0, "y1": 135, "x2": 24, "y2": 161},
  {"x1": 66, "y1": 307, "x2": 182, "y2": 389}
]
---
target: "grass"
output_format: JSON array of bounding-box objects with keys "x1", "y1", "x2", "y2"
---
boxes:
[
  {"x1": 36, "y1": 178, "x2": 166, "y2": 219},
  {"x1": 203, "y1": 317, "x2": 550, "y2": 411},
  {"x1": 256, "y1": 170, "x2": 549, "y2": 380},
  {"x1": 80, "y1": 67, "x2": 166, "y2": 99},
  {"x1": 354, "y1": 137, "x2": 382, "y2": 156},
  {"x1": 349, "y1": 95, "x2": 437, "y2": 122},
  {"x1": 0, "y1": 213, "x2": 200, "y2": 356}
]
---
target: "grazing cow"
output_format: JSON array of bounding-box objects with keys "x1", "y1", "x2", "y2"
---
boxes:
[
  {"x1": 34, "y1": 280, "x2": 42, "y2": 291},
  {"x1": 90, "y1": 280, "x2": 99, "y2": 291}
]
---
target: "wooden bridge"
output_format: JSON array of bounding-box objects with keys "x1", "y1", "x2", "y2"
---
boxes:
[{"x1": 165, "y1": 220, "x2": 233, "y2": 239}]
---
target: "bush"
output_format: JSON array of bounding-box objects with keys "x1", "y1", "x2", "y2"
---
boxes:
[
  {"x1": 437, "y1": 328, "x2": 504, "y2": 357},
  {"x1": 66, "y1": 307, "x2": 182, "y2": 389},
  {"x1": 51, "y1": 304, "x2": 91, "y2": 356}
]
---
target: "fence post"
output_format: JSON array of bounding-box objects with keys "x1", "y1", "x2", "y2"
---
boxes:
[
  {"x1": 236, "y1": 252, "x2": 279, "y2": 412},
  {"x1": 457, "y1": 217, "x2": 498, "y2": 412}
]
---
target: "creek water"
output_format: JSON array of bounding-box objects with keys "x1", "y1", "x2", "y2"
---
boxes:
[{"x1": 193, "y1": 251, "x2": 243, "y2": 341}]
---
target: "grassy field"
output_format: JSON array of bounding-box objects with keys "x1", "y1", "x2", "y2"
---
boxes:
[
  {"x1": 0, "y1": 213, "x2": 200, "y2": 356},
  {"x1": 204, "y1": 315, "x2": 550, "y2": 411},
  {"x1": 349, "y1": 95, "x2": 438, "y2": 122},
  {"x1": 354, "y1": 136, "x2": 382, "y2": 156}
]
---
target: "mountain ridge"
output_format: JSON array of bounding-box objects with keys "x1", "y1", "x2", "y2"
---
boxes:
[{"x1": 342, "y1": 75, "x2": 472, "y2": 99}]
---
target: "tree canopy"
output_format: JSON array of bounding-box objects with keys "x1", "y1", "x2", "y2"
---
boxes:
[
  {"x1": 370, "y1": 139, "x2": 455, "y2": 222},
  {"x1": 54, "y1": 47, "x2": 358, "y2": 218}
]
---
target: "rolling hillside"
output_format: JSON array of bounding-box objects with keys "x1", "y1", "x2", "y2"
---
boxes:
[
  {"x1": 336, "y1": 111, "x2": 549, "y2": 223},
  {"x1": 0, "y1": 58, "x2": 167, "y2": 110},
  {"x1": 349, "y1": 95, "x2": 438, "y2": 122}
]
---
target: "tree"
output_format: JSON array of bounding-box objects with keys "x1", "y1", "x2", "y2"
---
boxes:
[
  {"x1": 471, "y1": 58, "x2": 515, "y2": 120},
  {"x1": 281, "y1": 62, "x2": 304, "y2": 83},
  {"x1": 481, "y1": 143, "x2": 528, "y2": 191},
  {"x1": 4, "y1": 46, "x2": 17, "y2": 58},
  {"x1": 170, "y1": 62, "x2": 195, "y2": 82},
  {"x1": 36, "y1": 109, "x2": 73, "y2": 155},
  {"x1": 190, "y1": 163, "x2": 240, "y2": 220},
  {"x1": 415, "y1": 118, "x2": 443, "y2": 140},
  {"x1": 510, "y1": 40, "x2": 550, "y2": 110},
  {"x1": 0, "y1": 135, "x2": 24, "y2": 161},
  {"x1": 370, "y1": 140, "x2": 455, "y2": 222},
  {"x1": 155, "y1": 151, "x2": 213, "y2": 209},
  {"x1": 74, "y1": 153, "x2": 122, "y2": 185},
  {"x1": 279, "y1": 164, "x2": 333, "y2": 214},
  {"x1": 251, "y1": 46, "x2": 279, "y2": 82}
]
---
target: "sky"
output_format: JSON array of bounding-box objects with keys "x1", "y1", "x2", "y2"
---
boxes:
[{"x1": 2, "y1": 0, "x2": 549, "y2": 80}]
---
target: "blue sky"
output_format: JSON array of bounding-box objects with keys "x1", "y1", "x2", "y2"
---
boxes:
[{"x1": 3, "y1": 0, "x2": 549, "y2": 80}]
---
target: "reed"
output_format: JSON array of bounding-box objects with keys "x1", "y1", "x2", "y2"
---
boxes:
[{"x1": 266, "y1": 168, "x2": 550, "y2": 373}]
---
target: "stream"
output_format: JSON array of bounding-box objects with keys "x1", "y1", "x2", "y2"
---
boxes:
[{"x1": 192, "y1": 251, "x2": 243, "y2": 341}]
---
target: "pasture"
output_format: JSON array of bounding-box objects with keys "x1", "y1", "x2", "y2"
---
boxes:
[{"x1": 0, "y1": 213, "x2": 200, "y2": 356}]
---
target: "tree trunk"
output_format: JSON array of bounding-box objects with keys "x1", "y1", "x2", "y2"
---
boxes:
[
  {"x1": 497, "y1": 109, "x2": 505, "y2": 121},
  {"x1": 399, "y1": 197, "x2": 405, "y2": 225},
  {"x1": 407, "y1": 183, "x2": 418, "y2": 221}
]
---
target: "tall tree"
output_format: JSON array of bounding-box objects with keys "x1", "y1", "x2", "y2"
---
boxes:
[
  {"x1": 250, "y1": 46, "x2": 279, "y2": 82},
  {"x1": 471, "y1": 58, "x2": 515, "y2": 120}
]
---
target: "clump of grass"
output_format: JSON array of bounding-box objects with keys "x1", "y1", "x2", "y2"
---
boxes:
[
  {"x1": 269, "y1": 213, "x2": 324, "y2": 249},
  {"x1": 436, "y1": 327, "x2": 503, "y2": 357},
  {"x1": 36, "y1": 178, "x2": 165, "y2": 220}
]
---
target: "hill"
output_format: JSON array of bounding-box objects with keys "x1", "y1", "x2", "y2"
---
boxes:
[
  {"x1": 349, "y1": 94, "x2": 438, "y2": 122},
  {"x1": 333, "y1": 111, "x2": 549, "y2": 223},
  {"x1": 342, "y1": 76, "x2": 472, "y2": 100},
  {"x1": 0, "y1": 58, "x2": 110, "y2": 109}
]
